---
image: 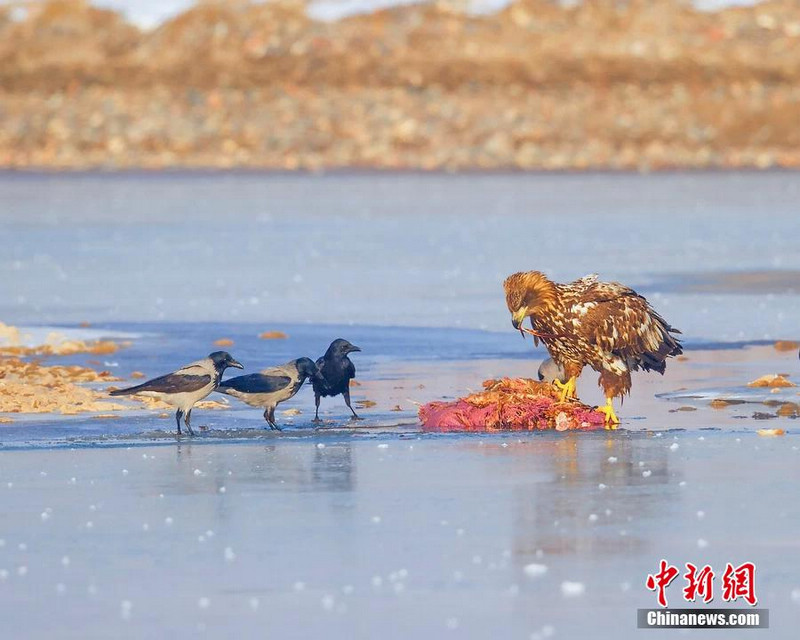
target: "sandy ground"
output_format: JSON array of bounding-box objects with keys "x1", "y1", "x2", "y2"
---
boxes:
[{"x1": 3, "y1": 0, "x2": 800, "y2": 170}]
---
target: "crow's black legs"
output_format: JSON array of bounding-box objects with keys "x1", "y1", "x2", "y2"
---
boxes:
[
  {"x1": 175, "y1": 409, "x2": 195, "y2": 436},
  {"x1": 313, "y1": 393, "x2": 322, "y2": 423},
  {"x1": 343, "y1": 390, "x2": 361, "y2": 420},
  {"x1": 263, "y1": 407, "x2": 281, "y2": 431},
  {"x1": 184, "y1": 409, "x2": 195, "y2": 436}
]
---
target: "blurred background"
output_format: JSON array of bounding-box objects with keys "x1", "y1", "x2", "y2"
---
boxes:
[{"x1": 2, "y1": 0, "x2": 799, "y2": 171}]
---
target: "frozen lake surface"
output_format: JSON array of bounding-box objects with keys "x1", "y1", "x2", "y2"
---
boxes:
[
  {"x1": 1, "y1": 433, "x2": 799, "y2": 639},
  {"x1": 2, "y1": 171, "x2": 800, "y2": 637},
  {"x1": 2, "y1": 171, "x2": 799, "y2": 341}
]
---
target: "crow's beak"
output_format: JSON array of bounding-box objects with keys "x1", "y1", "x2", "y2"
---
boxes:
[
  {"x1": 229, "y1": 359, "x2": 244, "y2": 370},
  {"x1": 348, "y1": 345, "x2": 362, "y2": 353}
]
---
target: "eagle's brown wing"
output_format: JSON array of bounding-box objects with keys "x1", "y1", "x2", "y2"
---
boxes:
[{"x1": 582, "y1": 282, "x2": 682, "y2": 374}]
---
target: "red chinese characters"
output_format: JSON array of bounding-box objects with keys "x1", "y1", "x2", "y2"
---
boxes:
[
  {"x1": 683, "y1": 563, "x2": 715, "y2": 603},
  {"x1": 722, "y1": 562, "x2": 757, "y2": 606},
  {"x1": 646, "y1": 560, "x2": 758, "y2": 607},
  {"x1": 646, "y1": 559, "x2": 680, "y2": 607}
]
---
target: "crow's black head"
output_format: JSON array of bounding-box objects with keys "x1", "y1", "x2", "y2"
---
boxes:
[
  {"x1": 294, "y1": 357, "x2": 323, "y2": 382},
  {"x1": 323, "y1": 338, "x2": 361, "y2": 359},
  {"x1": 209, "y1": 351, "x2": 244, "y2": 371}
]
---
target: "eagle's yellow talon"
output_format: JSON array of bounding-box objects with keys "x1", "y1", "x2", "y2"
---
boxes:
[
  {"x1": 596, "y1": 398, "x2": 619, "y2": 429},
  {"x1": 553, "y1": 376, "x2": 577, "y2": 402}
]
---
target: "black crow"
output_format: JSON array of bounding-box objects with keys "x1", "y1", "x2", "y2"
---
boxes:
[
  {"x1": 109, "y1": 351, "x2": 243, "y2": 435},
  {"x1": 312, "y1": 338, "x2": 362, "y2": 422},
  {"x1": 217, "y1": 357, "x2": 323, "y2": 430}
]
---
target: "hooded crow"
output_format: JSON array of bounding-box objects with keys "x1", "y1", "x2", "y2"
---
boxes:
[
  {"x1": 312, "y1": 338, "x2": 362, "y2": 422},
  {"x1": 109, "y1": 351, "x2": 243, "y2": 435},
  {"x1": 217, "y1": 357, "x2": 323, "y2": 430}
]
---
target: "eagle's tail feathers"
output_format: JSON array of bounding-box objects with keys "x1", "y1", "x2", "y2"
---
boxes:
[{"x1": 633, "y1": 313, "x2": 683, "y2": 374}]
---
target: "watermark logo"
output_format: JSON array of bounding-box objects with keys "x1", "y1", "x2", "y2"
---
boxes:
[{"x1": 638, "y1": 559, "x2": 767, "y2": 630}]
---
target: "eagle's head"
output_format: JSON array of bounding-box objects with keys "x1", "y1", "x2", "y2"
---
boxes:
[{"x1": 503, "y1": 271, "x2": 557, "y2": 331}]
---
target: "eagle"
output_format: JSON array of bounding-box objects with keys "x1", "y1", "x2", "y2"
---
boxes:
[{"x1": 503, "y1": 271, "x2": 682, "y2": 427}]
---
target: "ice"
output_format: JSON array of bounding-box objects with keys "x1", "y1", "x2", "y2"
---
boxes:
[
  {"x1": 669, "y1": 443, "x2": 680, "y2": 451},
  {"x1": 2, "y1": 422, "x2": 800, "y2": 638},
  {"x1": 697, "y1": 511, "x2": 706, "y2": 519},
  {"x1": 697, "y1": 538, "x2": 709, "y2": 548},
  {"x1": 198, "y1": 597, "x2": 210, "y2": 610},
  {"x1": 248, "y1": 597, "x2": 260, "y2": 612},
  {"x1": 321, "y1": 595, "x2": 335, "y2": 612},
  {"x1": 224, "y1": 547, "x2": 236, "y2": 562},
  {"x1": 791, "y1": 588, "x2": 800, "y2": 603},
  {"x1": 523, "y1": 563, "x2": 548, "y2": 578},
  {"x1": 608, "y1": 457, "x2": 618, "y2": 463},
  {"x1": 560, "y1": 581, "x2": 585, "y2": 597},
  {"x1": 588, "y1": 514, "x2": 599, "y2": 522},
  {"x1": 4, "y1": 173, "x2": 799, "y2": 336},
  {"x1": 642, "y1": 470, "x2": 652, "y2": 478},
  {"x1": 120, "y1": 600, "x2": 132, "y2": 621}
]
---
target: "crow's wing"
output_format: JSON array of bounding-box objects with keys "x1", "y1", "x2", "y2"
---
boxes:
[
  {"x1": 110, "y1": 373, "x2": 212, "y2": 396},
  {"x1": 218, "y1": 373, "x2": 291, "y2": 395}
]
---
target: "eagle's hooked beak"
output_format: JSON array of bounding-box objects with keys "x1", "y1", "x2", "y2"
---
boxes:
[{"x1": 511, "y1": 307, "x2": 528, "y2": 337}]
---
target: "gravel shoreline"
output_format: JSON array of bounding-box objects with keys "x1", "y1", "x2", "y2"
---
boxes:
[{"x1": 2, "y1": 0, "x2": 800, "y2": 170}]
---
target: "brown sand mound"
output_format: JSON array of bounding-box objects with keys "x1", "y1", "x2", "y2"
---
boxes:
[
  {"x1": 3, "y1": 0, "x2": 800, "y2": 170},
  {"x1": 0, "y1": 356, "x2": 125, "y2": 415}
]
